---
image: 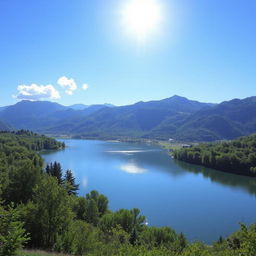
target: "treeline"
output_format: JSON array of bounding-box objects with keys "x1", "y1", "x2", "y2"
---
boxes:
[
  {"x1": 174, "y1": 134, "x2": 256, "y2": 176},
  {"x1": 0, "y1": 130, "x2": 65, "y2": 151},
  {"x1": 1, "y1": 132, "x2": 256, "y2": 256}
]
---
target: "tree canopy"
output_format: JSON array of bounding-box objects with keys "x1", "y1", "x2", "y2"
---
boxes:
[{"x1": 174, "y1": 134, "x2": 256, "y2": 176}]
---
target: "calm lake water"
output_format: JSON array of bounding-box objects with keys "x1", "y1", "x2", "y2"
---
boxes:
[{"x1": 41, "y1": 139, "x2": 256, "y2": 243}]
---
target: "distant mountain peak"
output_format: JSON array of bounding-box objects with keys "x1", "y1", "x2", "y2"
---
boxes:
[
  {"x1": 68, "y1": 104, "x2": 88, "y2": 110},
  {"x1": 170, "y1": 95, "x2": 187, "y2": 99}
]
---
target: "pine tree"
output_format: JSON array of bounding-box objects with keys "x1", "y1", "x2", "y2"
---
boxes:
[
  {"x1": 45, "y1": 162, "x2": 63, "y2": 184},
  {"x1": 64, "y1": 170, "x2": 79, "y2": 195}
]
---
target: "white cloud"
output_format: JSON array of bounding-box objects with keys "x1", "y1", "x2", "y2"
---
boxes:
[
  {"x1": 16, "y1": 84, "x2": 60, "y2": 101},
  {"x1": 57, "y1": 76, "x2": 77, "y2": 95},
  {"x1": 82, "y1": 83, "x2": 89, "y2": 90}
]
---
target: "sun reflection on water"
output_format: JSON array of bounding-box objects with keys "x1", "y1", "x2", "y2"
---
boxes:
[{"x1": 120, "y1": 162, "x2": 147, "y2": 174}]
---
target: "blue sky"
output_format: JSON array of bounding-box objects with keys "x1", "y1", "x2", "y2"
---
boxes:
[{"x1": 0, "y1": 0, "x2": 255, "y2": 106}]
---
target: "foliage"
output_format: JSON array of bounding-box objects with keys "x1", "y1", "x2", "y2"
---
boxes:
[
  {"x1": 23, "y1": 175, "x2": 73, "y2": 249},
  {"x1": 63, "y1": 170, "x2": 79, "y2": 195},
  {"x1": 0, "y1": 131, "x2": 64, "y2": 205},
  {"x1": 45, "y1": 162, "x2": 63, "y2": 185},
  {"x1": 0, "y1": 204, "x2": 29, "y2": 256},
  {"x1": 174, "y1": 134, "x2": 256, "y2": 176},
  {"x1": 72, "y1": 190, "x2": 108, "y2": 225}
]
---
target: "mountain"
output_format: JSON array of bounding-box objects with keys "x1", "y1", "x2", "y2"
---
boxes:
[
  {"x1": 173, "y1": 96, "x2": 256, "y2": 141},
  {"x1": 45, "y1": 95, "x2": 214, "y2": 138},
  {"x1": 44, "y1": 96, "x2": 256, "y2": 141},
  {"x1": 0, "y1": 100, "x2": 69, "y2": 130},
  {"x1": 68, "y1": 103, "x2": 115, "y2": 111},
  {"x1": 0, "y1": 106, "x2": 9, "y2": 112},
  {"x1": 68, "y1": 104, "x2": 88, "y2": 110},
  {"x1": 0, "y1": 120, "x2": 11, "y2": 131},
  {"x1": 0, "y1": 100, "x2": 114, "y2": 133},
  {"x1": 1, "y1": 96, "x2": 256, "y2": 142}
]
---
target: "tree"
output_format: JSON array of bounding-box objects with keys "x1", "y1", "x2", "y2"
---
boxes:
[
  {"x1": 73, "y1": 196, "x2": 87, "y2": 220},
  {"x1": 85, "y1": 199, "x2": 99, "y2": 226},
  {"x1": 86, "y1": 190, "x2": 109, "y2": 217},
  {"x1": 99, "y1": 208, "x2": 145, "y2": 244},
  {"x1": 182, "y1": 242, "x2": 211, "y2": 256},
  {"x1": 138, "y1": 226, "x2": 178, "y2": 249},
  {"x1": 4, "y1": 160, "x2": 41, "y2": 204},
  {"x1": 0, "y1": 204, "x2": 29, "y2": 256},
  {"x1": 54, "y1": 220, "x2": 96, "y2": 255},
  {"x1": 45, "y1": 162, "x2": 63, "y2": 184},
  {"x1": 63, "y1": 170, "x2": 79, "y2": 195},
  {"x1": 25, "y1": 175, "x2": 73, "y2": 249}
]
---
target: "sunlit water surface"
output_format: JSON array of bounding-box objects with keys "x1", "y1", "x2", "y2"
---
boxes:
[{"x1": 41, "y1": 139, "x2": 256, "y2": 243}]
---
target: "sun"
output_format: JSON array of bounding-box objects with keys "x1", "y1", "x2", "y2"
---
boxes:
[{"x1": 121, "y1": 0, "x2": 162, "y2": 42}]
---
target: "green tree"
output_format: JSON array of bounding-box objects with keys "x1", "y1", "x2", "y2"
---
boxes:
[
  {"x1": 73, "y1": 196, "x2": 87, "y2": 220},
  {"x1": 86, "y1": 190, "x2": 109, "y2": 217},
  {"x1": 25, "y1": 175, "x2": 73, "y2": 249},
  {"x1": 85, "y1": 199, "x2": 99, "y2": 226},
  {"x1": 54, "y1": 220, "x2": 96, "y2": 255},
  {"x1": 4, "y1": 160, "x2": 41, "y2": 204},
  {"x1": 63, "y1": 170, "x2": 79, "y2": 195},
  {"x1": 45, "y1": 162, "x2": 63, "y2": 184},
  {"x1": 138, "y1": 226, "x2": 178, "y2": 249},
  {"x1": 0, "y1": 204, "x2": 29, "y2": 256},
  {"x1": 182, "y1": 242, "x2": 211, "y2": 256}
]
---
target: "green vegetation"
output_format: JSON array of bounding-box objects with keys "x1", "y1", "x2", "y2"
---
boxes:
[
  {"x1": 1, "y1": 131, "x2": 256, "y2": 255},
  {"x1": 0, "y1": 130, "x2": 65, "y2": 151},
  {"x1": 174, "y1": 134, "x2": 256, "y2": 176},
  {"x1": 0, "y1": 205, "x2": 29, "y2": 256}
]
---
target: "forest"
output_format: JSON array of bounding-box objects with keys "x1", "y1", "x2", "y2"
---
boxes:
[
  {"x1": 174, "y1": 134, "x2": 256, "y2": 177},
  {"x1": 0, "y1": 131, "x2": 256, "y2": 256}
]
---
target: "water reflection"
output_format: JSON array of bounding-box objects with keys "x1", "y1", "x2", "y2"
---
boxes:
[
  {"x1": 103, "y1": 144, "x2": 186, "y2": 177},
  {"x1": 81, "y1": 176, "x2": 89, "y2": 188},
  {"x1": 174, "y1": 160, "x2": 256, "y2": 196},
  {"x1": 120, "y1": 161, "x2": 147, "y2": 174}
]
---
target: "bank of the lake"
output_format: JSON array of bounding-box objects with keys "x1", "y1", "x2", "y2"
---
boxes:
[{"x1": 41, "y1": 139, "x2": 256, "y2": 244}]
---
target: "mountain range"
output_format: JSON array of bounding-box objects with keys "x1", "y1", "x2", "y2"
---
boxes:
[{"x1": 0, "y1": 95, "x2": 255, "y2": 142}]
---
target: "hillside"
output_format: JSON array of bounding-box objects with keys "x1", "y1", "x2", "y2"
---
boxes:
[
  {"x1": 0, "y1": 120, "x2": 11, "y2": 131},
  {"x1": 1, "y1": 96, "x2": 256, "y2": 141},
  {"x1": 0, "y1": 100, "x2": 112, "y2": 132},
  {"x1": 45, "y1": 95, "x2": 214, "y2": 138},
  {"x1": 174, "y1": 133, "x2": 256, "y2": 176},
  {"x1": 173, "y1": 97, "x2": 256, "y2": 141},
  {"x1": 48, "y1": 95, "x2": 256, "y2": 141}
]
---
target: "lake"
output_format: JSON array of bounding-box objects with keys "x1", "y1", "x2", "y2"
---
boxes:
[{"x1": 41, "y1": 139, "x2": 256, "y2": 243}]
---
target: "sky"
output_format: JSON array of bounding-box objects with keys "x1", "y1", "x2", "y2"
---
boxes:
[{"x1": 0, "y1": 0, "x2": 255, "y2": 107}]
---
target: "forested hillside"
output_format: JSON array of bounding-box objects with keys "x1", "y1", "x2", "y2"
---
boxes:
[
  {"x1": 172, "y1": 96, "x2": 256, "y2": 141},
  {"x1": 174, "y1": 134, "x2": 256, "y2": 176}
]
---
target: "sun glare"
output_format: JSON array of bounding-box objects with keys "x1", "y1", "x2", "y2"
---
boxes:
[{"x1": 121, "y1": 0, "x2": 162, "y2": 42}]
